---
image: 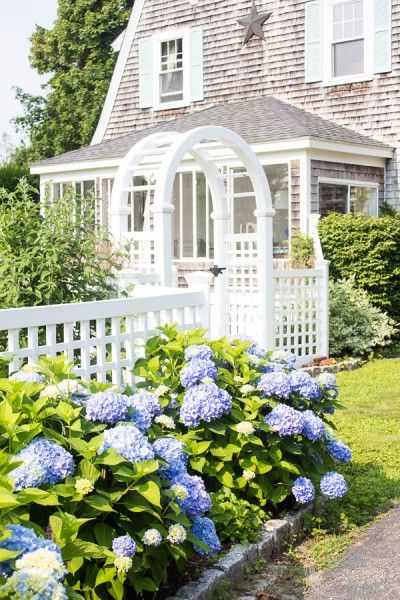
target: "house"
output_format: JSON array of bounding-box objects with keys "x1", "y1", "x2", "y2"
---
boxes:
[{"x1": 31, "y1": 0, "x2": 396, "y2": 274}]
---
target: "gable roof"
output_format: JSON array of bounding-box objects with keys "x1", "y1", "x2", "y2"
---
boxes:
[{"x1": 32, "y1": 96, "x2": 392, "y2": 170}]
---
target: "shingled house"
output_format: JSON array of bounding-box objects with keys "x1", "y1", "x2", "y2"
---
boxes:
[{"x1": 31, "y1": 0, "x2": 396, "y2": 265}]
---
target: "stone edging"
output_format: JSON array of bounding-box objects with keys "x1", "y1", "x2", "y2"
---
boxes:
[
  {"x1": 171, "y1": 505, "x2": 312, "y2": 599},
  {"x1": 302, "y1": 358, "x2": 362, "y2": 377}
]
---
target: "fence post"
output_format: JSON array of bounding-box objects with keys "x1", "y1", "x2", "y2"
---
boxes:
[
  {"x1": 308, "y1": 214, "x2": 330, "y2": 357},
  {"x1": 185, "y1": 271, "x2": 213, "y2": 335}
]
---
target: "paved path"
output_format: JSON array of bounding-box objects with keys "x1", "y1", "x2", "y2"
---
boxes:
[{"x1": 305, "y1": 504, "x2": 400, "y2": 600}]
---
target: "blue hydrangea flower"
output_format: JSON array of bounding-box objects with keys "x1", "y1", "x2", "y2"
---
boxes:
[
  {"x1": 317, "y1": 372, "x2": 339, "y2": 398},
  {"x1": 1, "y1": 571, "x2": 68, "y2": 600},
  {"x1": 125, "y1": 396, "x2": 152, "y2": 432},
  {"x1": 191, "y1": 516, "x2": 221, "y2": 556},
  {"x1": 264, "y1": 404, "x2": 304, "y2": 436},
  {"x1": 257, "y1": 371, "x2": 292, "y2": 399},
  {"x1": 112, "y1": 535, "x2": 136, "y2": 557},
  {"x1": 0, "y1": 525, "x2": 61, "y2": 576},
  {"x1": 259, "y1": 362, "x2": 285, "y2": 374},
  {"x1": 246, "y1": 343, "x2": 267, "y2": 359},
  {"x1": 185, "y1": 345, "x2": 214, "y2": 362},
  {"x1": 292, "y1": 477, "x2": 315, "y2": 504},
  {"x1": 289, "y1": 371, "x2": 322, "y2": 401},
  {"x1": 269, "y1": 350, "x2": 297, "y2": 369},
  {"x1": 180, "y1": 383, "x2": 232, "y2": 427},
  {"x1": 320, "y1": 471, "x2": 348, "y2": 499},
  {"x1": 11, "y1": 439, "x2": 75, "y2": 491},
  {"x1": 323, "y1": 406, "x2": 336, "y2": 415},
  {"x1": 10, "y1": 371, "x2": 45, "y2": 384},
  {"x1": 171, "y1": 474, "x2": 211, "y2": 516},
  {"x1": 327, "y1": 439, "x2": 352, "y2": 464},
  {"x1": 153, "y1": 437, "x2": 188, "y2": 478},
  {"x1": 302, "y1": 410, "x2": 325, "y2": 441},
  {"x1": 128, "y1": 390, "x2": 162, "y2": 418},
  {"x1": 99, "y1": 424, "x2": 155, "y2": 463},
  {"x1": 180, "y1": 359, "x2": 217, "y2": 388},
  {"x1": 85, "y1": 391, "x2": 128, "y2": 424}
]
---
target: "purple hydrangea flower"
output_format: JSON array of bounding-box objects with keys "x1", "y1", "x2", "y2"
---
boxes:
[
  {"x1": 112, "y1": 535, "x2": 136, "y2": 557},
  {"x1": 264, "y1": 404, "x2": 304, "y2": 436},
  {"x1": 11, "y1": 439, "x2": 75, "y2": 490},
  {"x1": 184, "y1": 345, "x2": 214, "y2": 362},
  {"x1": 10, "y1": 371, "x2": 45, "y2": 384},
  {"x1": 85, "y1": 391, "x2": 128, "y2": 424},
  {"x1": 327, "y1": 439, "x2": 352, "y2": 464},
  {"x1": 128, "y1": 390, "x2": 162, "y2": 418},
  {"x1": 99, "y1": 424, "x2": 155, "y2": 463},
  {"x1": 171, "y1": 473, "x2": 211, "y2": 516},
  {"x1": 302, "y1": 410, "x2": 325, "y2": 441},
  {"x1": 125, "y1": 396, "x2": 152, "y2": 432},
  {"x1": 257, "y1": 371, "x2": 292, "y2": 399},
  {"x1": 292, "y1": 477, "x2": 315, "y2": 504},
  {"x1": 180, "y1": 359, "x2": 217, "y2": 388},
  {"x1": 289, "y1": 371, "x2": 322, "y2": 401},
  {"x1": 0, "y1": 525, "x2": 61, "y2": 576},
  {"x1": 180, "y1": 382, "x2": 232, "y2": 427},
  {"x1": 153, "y1": 437, "x2": 188, "y2": 478},
  {"x1": 191, "y1": 516, "x2": 221, "y2": 556},
  {"x1": 320, "y1": 471, "x2": 348, "y2": 499}
]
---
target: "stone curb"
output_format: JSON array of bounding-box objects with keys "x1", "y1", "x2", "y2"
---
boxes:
[
  {"x1": 171, "y1": 504, "x2": 313, "y2": 599},
  {"x1": 302, "y1": 358, "x2": 362, "y2": 377}
]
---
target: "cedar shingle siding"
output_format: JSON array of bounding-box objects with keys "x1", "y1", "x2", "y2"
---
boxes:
[{"x1": 104, "y1": 0, "x2": 400, "y2": 207}]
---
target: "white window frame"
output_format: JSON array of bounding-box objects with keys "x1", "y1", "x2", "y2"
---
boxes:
[
  {"x1": 318, "y1": 177, "x2": 379, "y2": 215},
  {"x1": 322, "y1": 0, "x2": 374, "y2": 86},
  {"x1": 152, "y1": 29, "x2": 191, "y2": 111}
]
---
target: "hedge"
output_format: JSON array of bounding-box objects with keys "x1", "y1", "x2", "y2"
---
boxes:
[{"x1": 318, "y1": 213, "x2": 400, "y2": 324}]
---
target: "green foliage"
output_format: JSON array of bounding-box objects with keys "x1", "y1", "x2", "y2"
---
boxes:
[
  {"x1": 0, "y1": 164, "x2": 38, "y2": 195},
  {"x1": 0, "y1": 180, "x2": 122, "y2": 308},
  {"x1": 210, "y1": 487, "x2": 267, "y2": 544},
  {"x1": 290, "y1": 229, "x2": 314, "y2": 268},
  {"x1": 14, "y1": 0, "x2": 134, "y2": 162},
  {"x1": 329, "y1": 277, "x2": 396, "y2": 357},
  {"x1": 319, "y1": 213, "x2": 400, "y2": 323}
]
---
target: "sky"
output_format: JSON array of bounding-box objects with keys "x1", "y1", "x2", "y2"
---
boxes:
[{"x1": 0, "y1": 0, "x2": 58, "y2": 152}]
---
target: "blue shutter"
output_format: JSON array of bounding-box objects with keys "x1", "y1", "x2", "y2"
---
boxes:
[
  {"x1": 374, "y1": 0, "x2": 392, "y2": 73},
  {"x1": 138, "y1": 37, "x2": 153, "y2": 108},
  {"x1": 304, "y1": 1, "x2": 322, "y2": 83},
  {"x1": 190, "y1": 28, "x2": 204, "y2": 102}
]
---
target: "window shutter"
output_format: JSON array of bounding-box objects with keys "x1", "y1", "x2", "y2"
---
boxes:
[
  {"x1": 138, "y1": 37, "x2": 153, "y2": 108},
  {"x1": 190, "y1": 28, "x2": 204, "y2": 102},
  {"x1": 374, "y1": 0, "x2": 392, "y2": 73},
  {"x1": 304, "y1": 1, "x2": 322, "y2": 83}
]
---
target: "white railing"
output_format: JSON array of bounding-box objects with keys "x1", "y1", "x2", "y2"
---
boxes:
[{"x1": 0, "y1": 288, "x2": 206, "y2": 386}]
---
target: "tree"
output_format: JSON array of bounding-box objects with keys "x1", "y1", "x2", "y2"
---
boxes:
[{"x1": 14, "y1": 0, "x2": 134, "y2": 162}]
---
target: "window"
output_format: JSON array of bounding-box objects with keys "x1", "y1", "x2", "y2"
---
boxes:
[
  {"x1": 332, "y1": 1, "x2": 364, "y2": 77},
  {"x1": 159, "y1": 38, "x2": 184, "y2": 104},
  {"x1": 263, "y1": 164, "x2": 289, "y2": 250},
  {"x1": 319, "y1": 181, "x2": 378, "y2": 216}
]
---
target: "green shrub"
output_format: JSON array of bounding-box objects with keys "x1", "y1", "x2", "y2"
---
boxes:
[
  {"x1": 329, "y1": 277, "x2": 396, "y2": 356},
  {"x1": 290, "y1": 229, "x2": 314, "y2": 268},
  {"x1": 210, "y1": 487, "x2": 267, "y2": 544},
  {"x1": 319, "y1": 213, "x2": 400, "y2": 323},
  {"x1": 0, "y1": 180, "x2": 122, "y2": 308},
  {"x1": 0, "y1": 164, "x2": 39, "y2": 195}
]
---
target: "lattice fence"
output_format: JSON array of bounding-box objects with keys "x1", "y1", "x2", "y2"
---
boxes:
[{"x1": 0, "y1": 289, "x2": 205, "y2": 386}]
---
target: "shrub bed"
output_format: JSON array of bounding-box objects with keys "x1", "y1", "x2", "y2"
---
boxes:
[{"x1": 0, "y1": 329, "x2": 351, "y2": 599}]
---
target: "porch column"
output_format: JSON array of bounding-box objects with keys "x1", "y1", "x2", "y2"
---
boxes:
[
  {"x1": 152, "y1": 203, "x2": 174, "y2": 287},
  {"x1": 212, "y1": 209, "x2": 230, "y2": 339},
  {"x1": 299, "y1": 152, "x2": 312, "y2": 234},
  {"x1": 255, "y1": 208, "x2": 276, "y2": 350}
]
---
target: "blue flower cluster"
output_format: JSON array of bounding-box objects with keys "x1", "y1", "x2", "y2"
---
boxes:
[
  {"x1": 269, "y1": 350, "x2": 297, "y2": 369},
  {"x1": 180, "y1": 382, "x2": 232, "y2": 427},
  {"x1": 85, "y1": 391, "x2": 128, "y2": 424},
  {"x1": 264, "y1": 404, "x2": 304, "y2": 437},
  {"x1": 289, "y1": 371, "x2": 322, "y2": 401},
  {"x1": 180, "y1": 359, "x2": 217, "y2": 388},
  {"x1": 292, "y1": 477, "x2": 315, "y2": 504},
  {"x1": 10, "y1": 371, "x2": 45, "y2": 384},
  {"x1": 2, "y1": 570, "x2": 68, "y2": 600},
  {"x1": 0, "y1": 525, "x2": 61, "y2": 576},
  {"x1": 99, "y1": 424, "x2": 155, "y2": 463},
  {"x1": 125, "y1": 396, "x2": 152, "y2": 432},
  {"x1": 302, "y1": 410, "x2": 325, "y2": 441},
  {"x1": 317, "y1": 373, "x2": 339, "y2": 399},
  {"x1": 320, "y1": 471, "x2": 348, "y2": 499},
  {"x1": 11, "y1": 439, "x2": 75, "y2": 491},
  {"x1": 153, "y1": 437, "x2": 188, "y2": 478},
  {"x1": 128, "y1": 390, "x2": 162, "y2": 418},
  {"x1": 185, "y1": 345, "x2": 214, "y2": 362},
  {"x1": 258, "y1": 371, "x2": 291, "y2": 399},
  {"x1": 327, "y1": 439, "x2": 352, "y2": 464},
  {"x1": 171, "y1": 473, "x2": 211, "y2": 516},
  {"x1": 112, "y1": 535, "x2": 136, "y2": 557},
  {"x1": 191, "y1": 516, "x2": 221, "y2": 556}
]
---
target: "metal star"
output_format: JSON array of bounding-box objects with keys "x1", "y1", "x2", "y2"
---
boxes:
[{"x1": 237, "y1": 0, "x2": 272, "y2": 45}]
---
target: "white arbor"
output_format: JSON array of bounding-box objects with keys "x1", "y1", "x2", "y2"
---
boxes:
[{"x1": 110, "y1": 126, "x2": 276, "y2": 347}]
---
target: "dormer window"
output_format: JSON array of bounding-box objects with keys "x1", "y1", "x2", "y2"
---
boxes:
[
  {"x1": 160, "y1": 38, "x2": 184, "y2": 104},
  {"x1": 332, "y1": 1, "x2": 364, "y2": 77}
]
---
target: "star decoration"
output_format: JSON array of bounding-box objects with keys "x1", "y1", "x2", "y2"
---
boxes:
[{"x1": 237, "y1": 0, "x2": 272, "y2": 45}]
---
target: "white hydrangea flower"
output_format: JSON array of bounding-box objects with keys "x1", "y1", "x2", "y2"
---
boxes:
[
  {"x1": 22, "y1": 363, "x2": 40, "y2": 373},
  {"x1": 166, "y1": 524, "x2": 187, "y2": 544},
  {"x1": 75, "y1": 478, "x2": 94, "y2": 495},
  {"x1": 142, "y1": 528, "x2": 162, "y2": 547},
  {"x1": 114, "y1": 556, "x2": 132, "y2": 574},
  {"x1": 234, "y1": 375, "x2": 243, "y2": 383},
  {"x1": 171, "y1": 484, "x2": 189, "y2": 501},
  {"x1": 242, "y1": 469, "x2": 256, "y2": 481},
  {"x1": 201, "y1": 377, "x2": 214, "y2": 384},
  {"x1": 316, "y1": 372, "x2": 337, "y2": 387},
  {"x1": 236, "y1": 421, "x2": 255, "y2": 435},
  {"x1": 154, "y1": 385, "x2": 169, "y2": 398},
  {"x1": 57, "y1": 379, "x2": 86, "y2": 396},
  {"x1": 154, "y1": 415, "x2": 176, "y2": 430},
  {"x1": 39, "y1": 385, "x2": 60, "y2": 399},
  {"x1": 240, "y1": 384, "x2": 255, "y2": 395},
  {"x1": 15, "y1": 548, "x2": 66, "y2": 579}
]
